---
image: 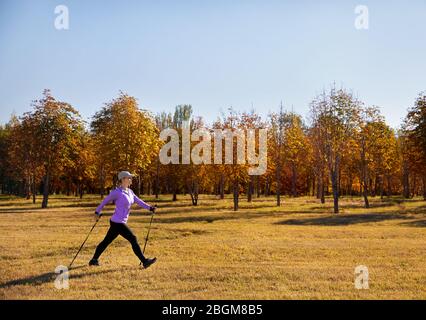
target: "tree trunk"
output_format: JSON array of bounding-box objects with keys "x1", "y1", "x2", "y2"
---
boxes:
[
  {"x1": 361, "y1": 166, "x2": 370, "y2": 207},
  {"x1": 361, "y1": 147, "x2": 369, "y2": 208},
  {"x1": 247, "y1": 175, "x2": 254, "y2": 202},
  {"x1": 135, "y1": 173, "x2": 142, "y2": 196},
  {"x1": 100, "y1": 165, "x2": 106, "y2": 198},
  {"x1": 338, "y1": 167, "x2": 341, "y2": 198},
  {"x1": 348, "y1": 174, "x2": 353, "y2": 197},
  {"x1": 276, "y1": 167, "x2": 281, "y2": 207},
  {"x1": 66, "y1": 178, "x2": 71, "y2": 197},
  {"x1": 155, "y1": 157, "x2": 160, "y2": 199},
  {"x1": 233, "y1": 179, "x2": 239, "y2": 211},
  {"x1": 189, "y1": 180, "x2": 199, "y2": 206},
  {"x1": 220, "y1": 173, "x2": 225, "y2": 200},
  {"x1": 32, "y1": 174, "x2": 36, "y2": 204},
  {"x1": 318, "y1": 170, "x2": 325, "y2": 204},
  {"x1": 41, "y1": 171, "x2": 50, "y2": 208},
  {"x1": 172, "y1": 182, "x2": 178, "y2": 201},
  {"x1": 422, "y1": 173, "x2": 426, "y2": 201},
  {"x1": 411, "y1": 174, "x2": 416, "y2": 198},
  {"x1": 386, "y1": 175, "x2": 392, "y2": 196},
  {"x1": 316, "y1": 174, "x2": 320, "y2": 199},
  {"x1": 402, "y1": 162, "x2": 410, "y2": 198},
  {"x1": 25, "y1": 175, "x2": 31, "y2": 200},
  {"x1": 331, "y1": 170, "x2": 339, "y2": 213},
  {"x1": 362, "y1": 181, "x2": 370, "y2": 209},
  {"x1": 325, "y1": 176, "x2": 329, "y2": 196},
  {"x1": 140, "y1": 178, "x2": 145, "y2": 195},
  {"x1": 291, "y1": 163, "x2": 297, "y2": 197},
  {"x1": 375, "y1": 175, "x2": 380, "y2": 197},
  {"x1": 256, "y1": 175, "x2": 260, "y2": 198},
  {"x1": 264, "y1": 176, "x2": 269, "y2": 196}
]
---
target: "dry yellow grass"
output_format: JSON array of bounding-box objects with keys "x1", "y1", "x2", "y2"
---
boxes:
[{"x1": 0, "y1": 194, "x2": 425, "y2": 299}]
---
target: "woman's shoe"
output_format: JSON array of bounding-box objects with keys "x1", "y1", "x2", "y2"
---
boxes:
[
  {"x1": 89, "y1": 258, "x2": 100, "y2": 266},
  {"x1": 141, "y1": 257, "x2": 157, "y2": 269}
]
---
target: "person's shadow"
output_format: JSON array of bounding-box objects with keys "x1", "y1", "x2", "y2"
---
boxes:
[{"x1": 0, "y1": 265, "x2": 119, "y2": 289}]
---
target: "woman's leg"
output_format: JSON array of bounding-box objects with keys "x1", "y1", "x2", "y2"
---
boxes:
[
  {"x1": 92, "y1": 221, "x2": 120, "y2": 260},
  {"x1": 117, "y1": 223, "x2": 147, "y2": 263}
]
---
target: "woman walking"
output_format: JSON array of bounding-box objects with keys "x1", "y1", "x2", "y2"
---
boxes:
[{"x1": 89, "y1": 171, "x2": 157, "y2": 269}]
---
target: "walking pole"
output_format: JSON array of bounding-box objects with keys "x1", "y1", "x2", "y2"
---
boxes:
[
  {"x1": 143, "y1": 206, "x2": 157, "y2": 254},
  {"x1": 69, "y1": 215, "x2": 101, "y2": 269}
]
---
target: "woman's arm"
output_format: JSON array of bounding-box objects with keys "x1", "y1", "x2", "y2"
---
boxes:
[
  {"x1": 131, "y1": 190, "x2": 152, "y2": 210},
  {"x1": 95, "y1": 189, "x2": 118, "y2": 213}
]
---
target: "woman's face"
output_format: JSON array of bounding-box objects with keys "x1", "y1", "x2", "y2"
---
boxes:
[{"x1": 121, "y1": 177, "x2": 132, "y2": 188}]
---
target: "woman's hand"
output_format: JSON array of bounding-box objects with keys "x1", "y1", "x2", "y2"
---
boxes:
[
  {"x1": 94, "y1": 211, "x2": 102, "y2": 221},
  {"x1": 149, "y1": 205, "x2": 157, "y2": 214}
]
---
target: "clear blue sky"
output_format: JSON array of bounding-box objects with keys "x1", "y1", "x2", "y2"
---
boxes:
[{"x1": 1, "y1": 0, "x2": 425, "y2": 129}]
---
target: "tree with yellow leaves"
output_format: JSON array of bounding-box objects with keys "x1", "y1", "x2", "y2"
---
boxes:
[
  {"x1": 404, "y1": 92, "x2": 426, "y2": 199},
  {"x1": 310, "y1": 86, "x2": 361, "y2": 213},
  {"x1": 18, "y1": 90, "x2": 84, "y2": 208},
  {"x1": 91, "y1": 92, "x2": 160, "y2": 196}
]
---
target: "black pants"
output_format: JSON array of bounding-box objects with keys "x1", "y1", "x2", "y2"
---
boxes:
[{"x1": 92, "y1": 220, "x2": 147, "y2": 263}]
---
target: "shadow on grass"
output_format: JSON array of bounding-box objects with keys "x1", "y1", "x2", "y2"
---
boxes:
[
  {"x1": 0, "y1": 202, "x2": 35, "y2": 207},
  {"x1": 0, "y1": 204, "x2": 98, "y2": 213},
  {"x1": 412, "y1": 205, "x2": 426, "y2": 213},
  {"x1": 131, "y1": 205, "x2": 241, "y2": 217},
  {"x1": 0, "y1": 201, "x2": 222, "y2": 213},
  {"x1": 132, "y1": 205, "x2": 426, "y2": 225},
  {"x1": 0, "y1": 207, "x2": 46, "y2": 213},
  {"x1": 274, "y1": 212, "x2": 415, "y2": 226},
  {"x1": 400, "y1": 219, "x2": 426, "y2": 227},
  {"x1": 139, "y1": 211, "x2": 280, "y2": 224},
  {"x1": 0, "y1": 266, "x2": 120, "y2": 289},
  {"x1": 340, "y1": 202, "x2": 396, "y2": 210}
]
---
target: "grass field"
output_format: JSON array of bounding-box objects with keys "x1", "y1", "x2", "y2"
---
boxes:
[{"x1": 0, "y1": 193, "x2": 425, "y2": 299}]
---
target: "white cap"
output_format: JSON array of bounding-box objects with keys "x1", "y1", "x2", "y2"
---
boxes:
[{"x1": 118, "y1": 171, "x2": 134, "y2": 180}]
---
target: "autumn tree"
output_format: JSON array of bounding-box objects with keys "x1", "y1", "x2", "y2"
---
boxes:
[
  {"x1": 308, "y1": 123, "x2": 326, "y2": 203},
  {"x1": 17, "y1": 90, "x2": 84, "y2": 208},
  {"x1": 310, "y1": 86, "x2": 361, "y2": 213},
  {"x1": 282, "y1": 112, "x2": 311, "y2": 197},
  {"x1": 269, "y1": 104, "x2": 286, "y2": 206},
  {"x1": 185, "y1": 116, "x2": 209, "y2": 205},
  {"x1": 62, "y1": 129, "x2": 97, "y2": 198},
  {"x1": 91, "y1": 92, "x2": 160, "y2": 196},
  {"x1": 7, "y1": 114, "x2": 44, "y2": 202},
  {"x1": 212, "y1": 119, "x2": 227, "y2": 200},
  {"x1": 0, "y1": 121, "x2": 15, "y2": 195},
  {"x1": 153, "y1": 112, "x2": 172, "y2": 198},
  {"x1": 169, "y1": 105, "x2": 193, "y2": 201},
  {"x1": 213, "y1": 108, "x2": 249, "y2": 211},
  {"x1": 240, "y1": 110, "x2": 264, "y2": 202},
  {"x1": 404, "y1": 92, "x2": 426, "y2": 199}
]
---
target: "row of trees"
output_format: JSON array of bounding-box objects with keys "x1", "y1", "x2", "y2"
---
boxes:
[{"x1": 0, "y1": 86, "x2": 425, "y2": 212}]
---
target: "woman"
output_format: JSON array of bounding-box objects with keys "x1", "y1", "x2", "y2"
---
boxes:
[{"x1": 89, "y1": 171, "x2": 157, "y2": 269}]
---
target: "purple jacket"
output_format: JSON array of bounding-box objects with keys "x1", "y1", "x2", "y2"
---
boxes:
[{"x1": 96, "y1": 187, "x2": 152, "y2": 224}]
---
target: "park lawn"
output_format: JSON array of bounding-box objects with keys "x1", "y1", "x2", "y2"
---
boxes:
[{"x1": 0, "y1": 194, "x2": 425, "y2": 299}]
